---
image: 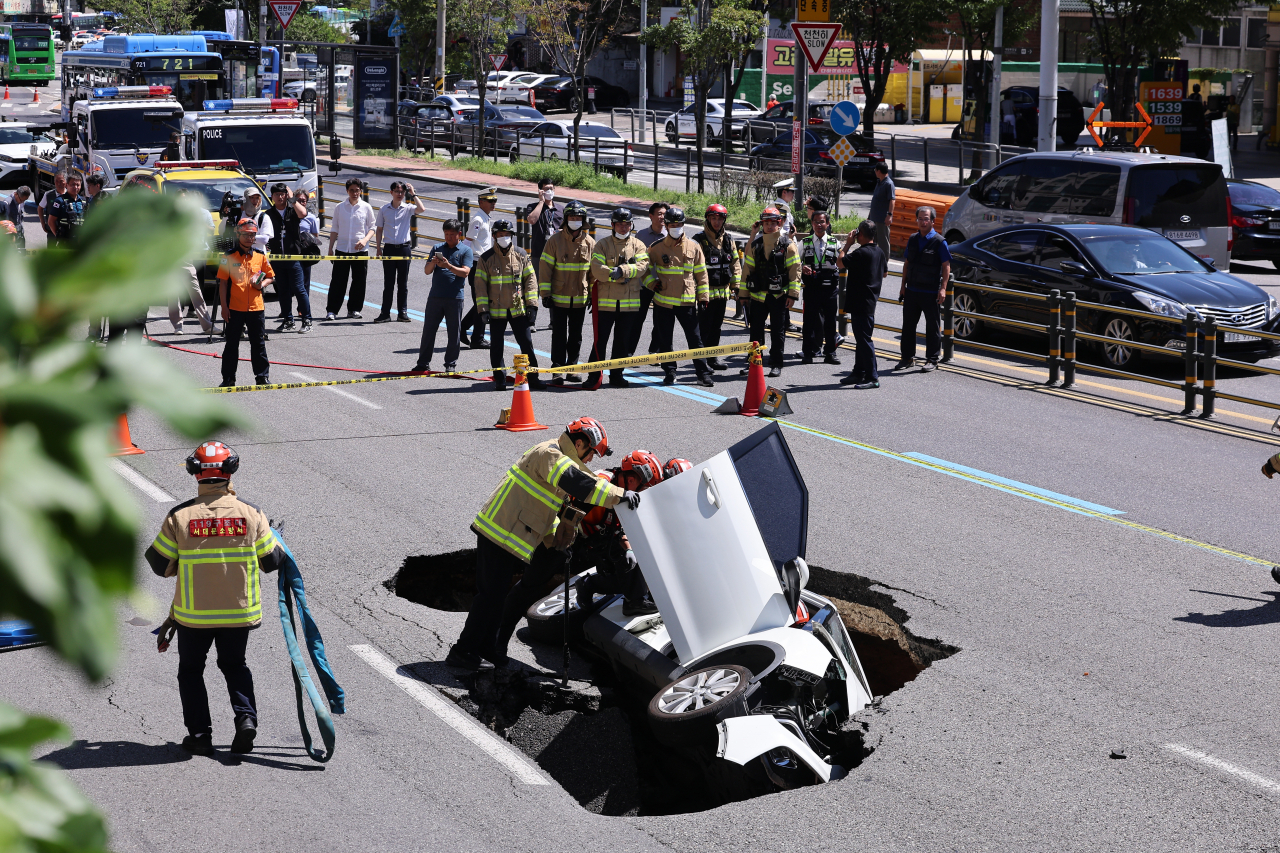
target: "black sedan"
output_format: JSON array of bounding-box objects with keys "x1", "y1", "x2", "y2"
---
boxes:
[
  {"x1": 530, "y1": 76, "x2": 629, "y2": 113},
  {"x1": 1227, "y1": 179, "x2": 1280, "y2": 269},
  {"x1": 948, "y1": 223, "x2": 1280, "y2": 368},
  {"x1": 749, "y1": 127, "x2": 885, "y2": 188}
]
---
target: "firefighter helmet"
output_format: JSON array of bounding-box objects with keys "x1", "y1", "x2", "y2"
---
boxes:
[
  {"x1": 705, "y1": 203, "x2": 728, "y2": 217},
  {"x1": 665, "y1": 206, "x2": 686, "y2": 225},
  {"x1": 563, "y1": 200, "x2": 588, "y2": 219},
  {"x1": 760, "y1": 207, "x2": 782, "y2": 222},
  {"x1": 491, "y1": 218, "x2": 514, "y2": 234},
  {"x1": 566, "y1": 416, "x2": 611, "y2": 457},
  {"x1": 185, "y1": 440, "x2": 240, "y2": 481},
  {"x1": 662, "y1": 458, "x2": 692, "y2": 478},
  {"x1": 610, "y1": 207, "x2": 633, "y2": 224},
  {"x1": 620, "y1": 450, "x2": 663, "y2": 490}
]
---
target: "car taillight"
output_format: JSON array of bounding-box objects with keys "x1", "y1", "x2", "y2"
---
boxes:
[
  {"x1": 818, "y1": 150, "x2": 833, "y2": 161},
  {"x1": 1231, "y1": 214, "x2": 1263, "y2": 228},
  {"x1": 809, "y1": 117, "x2": 823, "y2": 124}
]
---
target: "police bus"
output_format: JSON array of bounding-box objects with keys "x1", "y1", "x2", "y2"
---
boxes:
[{"x1": 0, "y1": 23, "x2": 56, "y2": 86}]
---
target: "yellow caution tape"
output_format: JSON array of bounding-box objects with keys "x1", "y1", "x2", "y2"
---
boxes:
[{"x1": 203, "y1": 342, "x2": 758, "y2": 393}]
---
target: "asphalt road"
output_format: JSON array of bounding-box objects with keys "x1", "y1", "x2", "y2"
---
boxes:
[{"x1": 8, "y1": 111, "x2": 1280, "y2": 853}]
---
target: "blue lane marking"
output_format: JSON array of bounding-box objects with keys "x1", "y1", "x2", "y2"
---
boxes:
[{"x1": 904, "y1": 452, "x2": 1125, "y2": 515}]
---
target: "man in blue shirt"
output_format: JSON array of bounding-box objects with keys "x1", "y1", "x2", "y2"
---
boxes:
[
  {"x1": 412, "y1": 219, "x2": 475, "y2": 372},
  {"x1": 896, "y1": 206, "x2": 951, "y2": 371}
]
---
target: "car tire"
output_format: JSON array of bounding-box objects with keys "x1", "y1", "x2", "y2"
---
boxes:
[
  {"x1": 944, "y1": 230, "x2": 965, "y2": 245},
  {"x1": 301, "y1": 89, "x2": 317, "y2": 104},
  {"x1": 666, "y1": 124, "x2": 678, "y2": 144},
  {"x1": 647, "y1": 664, "x2": 756, "y2": 747},
  {"x1": 524, "y1": 575, "x2": 597, "y2": 644},
  {"x1": 569, "y1": 95, "x2": 580, "y2": 113},
  {"x1": 952, "y1": 291, "x2": 983, "y2": 340},
  {"x1": 1100, "y1": 315, "x2": 1140, "y2": 369}
]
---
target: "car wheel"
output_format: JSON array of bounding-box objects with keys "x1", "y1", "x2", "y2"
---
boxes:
[
  {"x1": 647, "y1": 664, "x2": 755, "y2": 746},
  {"x1": 1100, "y1": 316, "x2": 1140, "y2": 369},
  {"x1": 524, "y1": 575, "x2": 597, "y2": 644},
  {"x1": 666, "y1": 124, "x2": 678, "y2": 144},
  {"x1": 569, "y1": 95, "x2": 580, "y2": 113},
  {"x1": 301, "y1": 89, "x2": 317, "y2": 104},
  {"x1": 952, "y1": 291, "x2": 983, "y2": 339},
  {"x1": 944, "y1": 230, "x2": 965, "y2": 245}
]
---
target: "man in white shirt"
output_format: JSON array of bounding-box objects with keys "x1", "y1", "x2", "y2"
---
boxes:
[
  {"x1": 373, "y1": 180, "x2": 426, "y2": 323},
  {"x1": 325, "y1": 177, "x2": 377, "y2": 320},
  {"x1": 460, "y1": 186, "x2": 497, "y2": 348},
  {"x1": 242, "y1": 187, "x2": 272, "y2": 252}
]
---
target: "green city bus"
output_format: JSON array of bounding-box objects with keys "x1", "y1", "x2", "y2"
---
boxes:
[{"x1": 0, "y1": 23, "x2": 56, "y2": 86}]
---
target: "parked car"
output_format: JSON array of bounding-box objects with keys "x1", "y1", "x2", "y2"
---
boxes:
[
  {"x1": 1226, "y1": 179, "x2": 1280, "y2": 269},
  {"x1": 507, "y1": 120, "x2": 632, "y2": 174},
  {"x1": 282, "y1": 80, "x2": 318, "y2": 101},
  {"x1": 995, "y1": 86, "x2": 1086, "y2": 149},
  {"x1": 530, "y1": 76, "x2": 630, "y2": 112},
  {"x1": 0, "y1": 122, "x2": 56, "y2": 187},
  {"x1": 663, "y1": 98, "x2": 761, "y2": 143},
  {"x1": 497, "y1": 73, "x2": 558, "y2": 104},
  {"x1": 942, "y1": 151, "x2": 1231, "y2": 271},
  {"x1": 457, "y1": 70, "x2": 523, "y2": 98},
  {"x1": 750, "y1": 127, "x2": 885, "y2": 188},
  {"x1": 524, "y1": 423, "x2": 872, "y2": 794},
  {"x1": 489, "y1": 105, "x2": 547, "y2": 143},
  {"x1": 747, "y1": 99, "x2": 838, "y2": 132},
  {"x1": 947, "y1": 223, "x2": 1280, "y2": 368},
  {"x1": 429, "y1": 94, "x2": 484, "y2": 122}
]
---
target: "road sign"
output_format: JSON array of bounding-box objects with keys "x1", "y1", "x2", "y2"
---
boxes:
[
  {"x1": 791, "y1": 119, "x2": 802, "y2": 174},
  {"x1": 796, "y1": 0, "x2": 830, "y2": 22},
  {"x1": 789, "y1": 22, "x2": 842, "y2": 74},
  {"x1": 268, "y1": 0, "x2": 301, "y2": 30},
  {"x1": 828, "y1": 134, "x2": 857, "y2": 167},
  {"x1": 387, "y1": 11, "x2": 406, "y2": 37},
  {"x1": 830, "y1": 100, "x2": 861, "y2": 136},
  {"x1": 488, "y1": 54, "x2": 508, "y2": 72},
  {"x1": 1086, "y1": 101, "x2": 1153, "y2": 148}
]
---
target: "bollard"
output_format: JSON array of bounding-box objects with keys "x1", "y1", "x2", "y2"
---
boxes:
[
  {"x1": 588, "y1": 217, "x2": 596, "y2": 239},
  {"x1": 923, "y1": 137, "x2": 930, "y2": 183},
  {"x1": 1046, "y1": 289, "x2": 1061, "y2": 386},
  {"x1": 1180, "y1": 314, "x2": 1198, "y2": 414},
  {"x1": 1200, "y1": 318, "x2": 1217, "y2": 419},
  {"x1": 410, "y1": 211, "x2": 418, "y2": 249},
  {"x1": 516, "y1": 209, "x2": 528, "y2": 251},
  {"x1": 653, "y1": 139, "x2": 660, "y2": 191},
  {"x1": 1062, "y1": 293, "x2": 1077, "y2": 388},
  {"x1": 940, "y1": 282, "x2": 955, "y2": 363},
  {"x1": 594, "y1": 136, "x2": 600, "y2": 174},
  {"x1": 890, "y1": 134, "x2": 897, "y2": 177},
  {"x1": 685, "y1": 147, "x2": 692, "y2": 193},
  {"x1": 623, "y1": 142, "x2": 629, "y2": 184},
  {"x1": 361, "y1": 181, "x2": 370, "y2": 204},
  {"x1": 318, "y1": 179, "x2": 326, "y2": 228},
  {"x1": 460, "y1": 199, "x2": 471, "y2": 237}
]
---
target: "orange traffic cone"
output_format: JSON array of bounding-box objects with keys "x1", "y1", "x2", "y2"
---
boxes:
[
  {"x1": 110, "y1": 413, "x2": 145, "y2": 456},
  {"x1": 3, "y1": 85, "x2": 9, "y2": 100},
  {"x1": 495, "y1": 355, "x2": 547, "y2": 432},
  {"x1": 31, "y1": 87, "x2": 38, "y2": 104},
  {"x1": 740, "y1": 343, "x2": 766, "y2": 417}
]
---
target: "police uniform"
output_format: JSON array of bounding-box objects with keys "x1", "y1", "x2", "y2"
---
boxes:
[
  {"x1": 587, "y1": 232, "x2": 650, "y2": 387},
  {"x1": 646, "y1": 233, "x2": 712, "y2": 381},
  {"x1": 539, "y1": 225, "x2": 596, "y2": 373},
  {"x1": 693, "y1": 226, "x2": 741, "y2": 353},
  {"x1": 801, "y1": 232, "x2": 842, "y2": 359},
  {"x1": 216, "y1": 244, "x2": 274, "y2": 385},
  {"x1": 47, "y1": 190, "x2": 86, "y2": 246},
  {"x1": 901, "y1": 227, "x2": 952, "y2": 365},
  {"x1": 741, "y1": 231, "x2": 801, "y2": 369},
  {"x1": 475, "y1": 240, "x2": 540, "y2": 384},
  {"x1": 144, "y1": 479, "x2": 285, "y2": 741},
  {"x1": 456, "y1": 433, "x2": 625, "y2": 661}
]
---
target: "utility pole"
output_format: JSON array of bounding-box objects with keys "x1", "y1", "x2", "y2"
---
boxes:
[
  {"x1": 1036, "y1": 0, "x2": 1058, "y2": 151},
  {"x1": 435, "y1": 0, "x2": 446, "y2": 95},
  {"x1": 989, "y1": 5, "x2": 1003, "y2": 152},
  {"x1": 638, "y1": 0, "x2": 647, "y2": 142},
  {"x1": 792, "y1": 29, "x2": 806, "y2": 208}
]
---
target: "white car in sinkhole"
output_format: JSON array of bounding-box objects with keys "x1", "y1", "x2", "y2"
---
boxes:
[{"x1": 525, "y1": 422, "x2": 873, "y2": 791}]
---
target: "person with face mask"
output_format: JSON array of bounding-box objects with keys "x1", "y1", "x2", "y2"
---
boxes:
[
  {"x1": 538, "y1": 200, "x2": 595, "y2": 384},
  {"x1": 644, "y1": 206, "x2": 714, "y2": 387},
  {"x1": 586, "y1": 207, "x2": 651, "y2": 389},
  {"x1": 693, "y1": 203, "x2": 741, "y2": 370},
  {"x1": 741, "y1": 207, "x2": 801, "y2": 378},
  {"x1": 475, "y1": 219, "x2": 544, "y2": 392},
  {"x1": 525, "y1": 178, "x2": 563, "y2": 266}
]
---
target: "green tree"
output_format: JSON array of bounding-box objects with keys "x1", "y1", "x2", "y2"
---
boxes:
[
  {"x1": 945, "y1": 0, "x2": 1037, "y2": 162},
  {"x1": 0, "y1": 192, "x2": 244, "y2": 851},
  {"x1": 832, "y1": 0, "x2": 938, "y2": 139},
  {"x1": 448, "y1": 0, "x2": 521, "y2": 153},
  {"x1": 641, "y1": 0, "x2": 766, "y2": 192},
  {"x1": 114, "y1": 0, "x2": 197, "y2": 34},
  {"x1": 387, "y1": 0, "x2": 440, "y2": 92}
]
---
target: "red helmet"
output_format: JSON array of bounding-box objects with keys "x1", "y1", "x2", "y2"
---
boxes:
[
  {"x1": 185, "y1": 440, "x2": 240, "y2": 482},
  {"x1": 663, "y1": 458, "x2": 692, "y2": 479},
  {"x1": 620, "y1": 450, "x2": 663, "y2": 490},
  {"x1": 566, "y1": 416, "x2": 611, "y2": 457},
  {"x1": 705, "y1": 203, "x2": 728, "y2": 217},
  {"x1": 760, "y1": 207, "x2": 782, "y2": 222}
]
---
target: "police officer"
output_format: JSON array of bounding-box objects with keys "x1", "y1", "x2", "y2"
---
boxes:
[
  {"x1": 771, "y1": 177, "x2": 797, "y2": 236},
  {"x1": 740, "y1": 207, "x2": 801, "y2": 377},
  {"x1": 838, "y1": 220, "x2": 886, "y2": 389},
  {"x1": 897, "y1": 205, "x2": 951, "y2": 371},
  {"x1": 693, "y1": 203, "x2": 740, "y2": 371},
  {"x1": 539, "y1": 200, "x2": 595, "y2": 384},
  {"x1": 574, "y1": 450, "x2": 664, "y2": 616},
  {"x1": 800, "y1": 210, "x2": 842, "y2": 365},
  {"x1": 144, "y1": 441, "x2": 285, "y2": 756},
  {"x1": 46, "y1": 171, "x2": 86, "y2": 247},
  {"x1": 475, "y1": 218, "x2": 543, "y2": 392},
  {"x1": 586, "y1": 208, "x2": 650, "y2": 389},
  {"x1": 448, "y1": 417, "x2": 641, "y2": 670},
  {"x1": 646, "y1": 207, "x2": 714, "y2": 387}
]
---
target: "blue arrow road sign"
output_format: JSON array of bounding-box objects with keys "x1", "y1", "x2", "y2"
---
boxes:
[
  {"x1": 388, "y1": 12, "x2": 406, "y2": 37},
  {"x1": 830, "y1": 100, "x2": 861, "y2": 136}
]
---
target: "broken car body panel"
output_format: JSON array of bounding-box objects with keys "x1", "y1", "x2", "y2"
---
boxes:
[{"x1": 717, "y1": 715, "x2": 841, "y2": 782}]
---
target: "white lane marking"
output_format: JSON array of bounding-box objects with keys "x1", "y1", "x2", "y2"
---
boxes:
[
  {"x1": 349, "y1": 644, "x2": 549, "y2": 785},
  {"x1": 288, "y1": 370, "x2": 382, "y2": 409},
  {"x1": 109, "y1": 460, "x2": 176, "y2": 502},
  {"x1": 1165, "y1": 743, "x2": 1280, "y2": 796}
]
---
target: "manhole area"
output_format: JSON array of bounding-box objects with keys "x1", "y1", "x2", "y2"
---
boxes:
[{"x1": 390, "y1": 552, "x2": 958, "y2": 814}]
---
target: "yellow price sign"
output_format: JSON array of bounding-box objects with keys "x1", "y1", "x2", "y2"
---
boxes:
[{"x1": 797, "y1": 0, "x2": 830, "y2": 23}]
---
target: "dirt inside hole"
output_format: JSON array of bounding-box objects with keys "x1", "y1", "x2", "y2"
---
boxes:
[{"x1": 389, "y1": 551, "x2": 957, "y2": 814}]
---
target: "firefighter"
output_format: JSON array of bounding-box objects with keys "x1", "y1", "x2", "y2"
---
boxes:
[
  {"x1": 475, "y1": 218, "x2": 544, "y2": 392},
  {"x1": 800, "y1": 210, "x2": 842, "y2": 365},
  {"x1": 449, "y1": 417, "x2": 642, "y2": 670},
  {"x1": 740, "y1": 207, "x2": 801, "y2": 377},
  {"x1": 143, "y1": 441, "x2": 286, "y2": 756},
  {"x1": 586, "y1": 208, "x2": 650, "y2": 389},
  {"x1": 693, "y1": 203, "x2": 740, "y2": 371},
  {"x1": 663, "y1": 458, "x2": 693, "y2": 478},
  {"x1": 574, "y1": 450, "x2": 665, "y2": 616},
  {"x1": 538, "y1": 200, "x2": 596, "y2": 384},
  {"x1": 645, "y1": 207, "x2": 714, "y2": 387}
]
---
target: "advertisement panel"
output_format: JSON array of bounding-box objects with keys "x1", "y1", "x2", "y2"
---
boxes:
[{"x1": 354, "y1": 54, "x2": 395, "y2": 149}]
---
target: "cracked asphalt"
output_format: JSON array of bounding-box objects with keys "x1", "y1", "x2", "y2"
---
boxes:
[{"x1": 5, "y1": 178, "x2": 1280, "y2": 851}]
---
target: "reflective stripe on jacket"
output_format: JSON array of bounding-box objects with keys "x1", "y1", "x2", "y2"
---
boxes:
[
  {"x1": 471, "y1": 433, "x2": 625, "y2": 563},
  {"x1": 476, "y1": 245, "x2": 538, "y2": 318},
  {"x1": 590, "y1": 233, "x2": 651, "y2": 312},
  {"x1": 741, "y1": 231, "x2": 801, "y2": 302},
  {"x1": 538, "y1": 228, "x2": 596, "y2": 307},
  {"x1": 644, "y1": 235, "x2": 709, "y2": 308},
  {"x1": 144, "y1": 482, "x2": 284, "y2": 628},
  {"x1": 693, "y1": 228, "x2": 741, "y2": 301}
]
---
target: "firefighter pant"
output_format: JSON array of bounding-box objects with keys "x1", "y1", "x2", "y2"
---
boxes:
[
  {"x1": 326, "y1": 252, "x2": 367, "y2": 315},
  {"x1": 802, "y1": 283, "x2": 839, "y2": 356},
  {"x1": 495, "y1": 544, "x2": 568, "y2": 657},
  {"x1": 459, "y1": 270, "x2": 487, "y2": 344},
  {"x1": 489, "y1": 314, "x2": 539, "y2": 371},
  {"x1": 222, "y1": 309, "x2": 269, "y2": 384},
  {"x1": 176, "y1": 624, "x2": 256, "y2": 737},
  {"x1": 748, "y1": 294, "x2": 789, "y2": 368},
  {"x1": 900, "y1": 289, "x2": 942, "y2": 363},
  {"x1": 652, "y1": 303, "x2": 710, "y2": 376},
  {"x1": 698, "y1": 297, "x2": 728, "y2": 349},
  {"x1": 550, "y1": 304, "x2": 586, "y2": 368},
  {"x1": 588, "y1": 308, "x2": 637, "y2": 381}
]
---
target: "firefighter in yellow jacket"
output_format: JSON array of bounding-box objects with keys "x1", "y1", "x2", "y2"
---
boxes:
[
  {"x1": 740, "y1": 206, "x2": 802, "y2": 377},
  {"x1": 144, "y1": 441, "x2": 285, "y2": 757},
  {"x1": 586, "y1": 207, "x2": 650, "y2": 390},
  {"x1": 538, "y1": 200, "x2": 595, "y2": 384},
  {"x1": 447, "y1": 417, "x2": 642, "y2": 670},
  {"x1": 476, "y1": 218, "x2": 543, "y2": 392},
  {"x1": 644, "y1": 206, "x2": 715, "y2": 387}
]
